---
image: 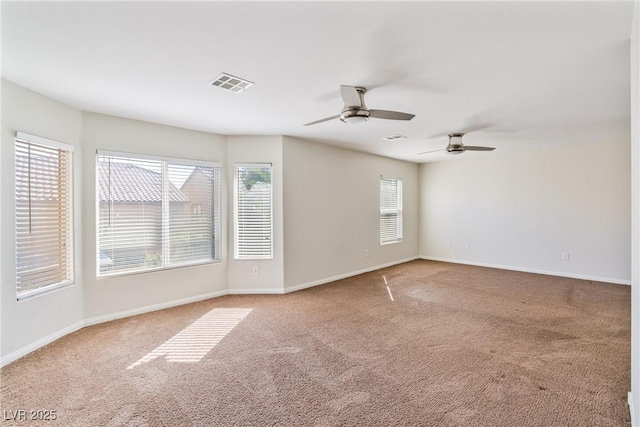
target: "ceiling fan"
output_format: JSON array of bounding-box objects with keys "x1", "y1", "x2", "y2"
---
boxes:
[
  {"x1": 418, "y1": 133, "x2": 495, "y2": 155},
  {"x1": 304, "y1": 85, "x2": 415, "y2": 126}
]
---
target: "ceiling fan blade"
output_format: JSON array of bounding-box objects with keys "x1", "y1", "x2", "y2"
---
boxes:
[
  {"x1": 457, "y1": 120, "x2": 494, "y2": 135},
  {"x1": 417, "y1": 149, "x2": 445, "y2": 155},
  {"x1": 464, "y1": 146, "x2": 496, "y2": 151},
  {"x1": 303, "y1": 115, "x2": 340, "y2": 126},
  {"x1": 340, "y1": 85, "x2": 363, "y2": 108},
  {"x1": 369, "y1": 110, "x2": 415, "y2": 121}
]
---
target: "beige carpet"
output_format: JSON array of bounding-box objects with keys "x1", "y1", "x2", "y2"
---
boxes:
[{"x1": 0, "y1": 260, "x2": 631, "y2": 426}]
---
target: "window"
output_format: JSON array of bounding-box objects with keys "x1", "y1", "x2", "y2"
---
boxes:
[
  {"x1": 234, "y1": 164, "x2": 273, "y2": 259},
  {"x1": 380, "y1": 177, "x2": 403, "y2": 244},
  {"x1": 97, "y1": 151, "x2": 221, "y2": 277},
  {"x1": 15, "y1": 132, "x2": 74, "y2": 299}
]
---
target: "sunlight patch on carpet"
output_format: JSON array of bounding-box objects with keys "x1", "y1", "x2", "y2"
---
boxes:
[{"x1": 126, "y1": 308, "x2": 252, "y2": 369}]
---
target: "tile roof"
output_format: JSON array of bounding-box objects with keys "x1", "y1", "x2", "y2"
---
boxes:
[
  {"x1": 195, "y1": 166, "x2": 215, "y2": 180},
  {"x1": 98, "y1": 161, "x2": 188, "y2": 202},
  {"x1": 15, "y1": 153, "x2": 69, "y2": 201}
]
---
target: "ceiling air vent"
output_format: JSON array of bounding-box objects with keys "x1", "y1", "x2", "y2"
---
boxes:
[
  {"x1": 208, "y1": 73, "x2": 254, "y2": 93},
  {"x1": 382, "y1": 134, "x2": 407, "y2": 142}
]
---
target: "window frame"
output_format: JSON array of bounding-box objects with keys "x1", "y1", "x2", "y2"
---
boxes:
[
  {"x1": 15, "y1": 131, "x2": 75, "y2": 301},
  {"x1": 96, "y1": 150, "x2": 222, "y2": 278},
  {"x1": 380, "y1": 176, "x2": 403, "y2": 245},
  {"x1": 233, "y1": 163, "x2": 273, "y2": 260}
]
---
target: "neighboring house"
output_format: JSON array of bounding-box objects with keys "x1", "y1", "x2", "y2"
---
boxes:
[
  {"x1": 97, "y1": 161, "x2": 188, "y2": 274},
  {"x1": 177, "y1": 166, "x2": 218, "y2": 263},
  {"x1": 180, "y1": 166, "x2": 215, "y2": 221}
]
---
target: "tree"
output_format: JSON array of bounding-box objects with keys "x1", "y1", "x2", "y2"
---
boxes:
[{"x1": 242, "y1": 168, "x2": 271, "y2": 190}]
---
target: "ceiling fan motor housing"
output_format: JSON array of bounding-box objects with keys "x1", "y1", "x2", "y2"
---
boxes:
[
  {"x1": 340, "y1": 108, "x2": 370, "y2": 123},
  {"x1": 446, "y1": 133, "x2": 465, "y2": 154}
]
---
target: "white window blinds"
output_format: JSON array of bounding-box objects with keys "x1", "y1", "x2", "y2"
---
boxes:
[
  {"x1": 15, "y1": 133, "x2": 74, "y2": 299},
  {"x1": 167, "y1": 163, "x2": 220, "y2": 267},
  {"x1": 97, "y1": 152, "x2": 220, "y2": 277},
  {"x1": 234, "y1": 164, "x2": 273, "y2": 259},
  {"x1": 380, "y1": 177, "x2": 403, "y2": 244}
]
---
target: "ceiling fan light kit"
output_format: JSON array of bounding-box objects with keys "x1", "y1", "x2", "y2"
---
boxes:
[
  {"x1": 446, "y1": 147, "x2": 465, "y2": 155},
  {"x1": 340, "y1": 108, "x2": 370, "y2": 123}
]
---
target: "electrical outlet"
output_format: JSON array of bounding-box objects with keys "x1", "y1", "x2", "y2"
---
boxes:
[
  {"x1": 446, "y1": 242, "x2": 452, "y2": 249},
  {"x1": 561, "y1": 252, "x2": 570, "y2": 261},
  {"x1": 365, "y1": 249, "x2": 369, "y2": 257},
  {"x1": 465, "y1": 243, "x2": 471, "y2": 250},
  {"x1": 252, "y1": 266, "x2": 260, "y2": 275}
]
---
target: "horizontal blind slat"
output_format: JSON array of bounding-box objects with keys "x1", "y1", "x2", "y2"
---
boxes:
[{"x1": 15, "y1": 138, "x2": 73, "y2": 297}]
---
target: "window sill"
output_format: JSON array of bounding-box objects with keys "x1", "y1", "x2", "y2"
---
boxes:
[
  {"x1": 97, "y1": 259, "x2": 221, "y2": 280},
  {"x1": 17, "y1": 280, "x2": 75, "y2": 302},
  {"x1": 381, "y1": 239, "x2": 403, "y2": 246}
]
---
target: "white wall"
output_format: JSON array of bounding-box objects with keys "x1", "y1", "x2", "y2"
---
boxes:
[
  {"x1": 419, "y1": 141, "x2": 631, "y2": 284},
  {"x1": 282, "y1": 136, "x2": 419, "y2": 290},
  {"x1": 1, "y1": 80, "x2": 85, "y2": 361},
  {"x1": 2, "y1": 76, "x2": 634, "y2": 376},
  {"x1": 630, "y1": 0, "x2": 639, "y2": 424},
  {"x1": 226, "y1": 136, "x2": 284, "y2": 293},
  {"x1": 81, "y1": 112, "x2": 228, "y2": 320}
]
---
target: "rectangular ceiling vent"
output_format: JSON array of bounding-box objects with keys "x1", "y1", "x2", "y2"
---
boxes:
[
  {"x1": 382, "y1": 134, "x2": 407, "y2": 142},
  {"x1": 209, "y1": 73, "x2": 254, "y2": 93}
]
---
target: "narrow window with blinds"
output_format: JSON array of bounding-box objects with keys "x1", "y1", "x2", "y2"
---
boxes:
[
  {"x1": 234, "y1": 164, "x2": 273, "y2": 260},
  {"x1": 97, "y1": 152, "x2": 221, "y2": 277},
  {"x1": 380, "y1": 177, "x2": 403, "y2": 244},
  {"x1": 15, "y1": 132, "x2": 74, "y2": 300}
]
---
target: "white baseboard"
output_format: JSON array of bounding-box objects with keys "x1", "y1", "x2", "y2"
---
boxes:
[
  {"x1": 84, "y1": 289, "x2": 229, "y2": 327},
  {"x1": 284, "y1": 256, "x2": 419, "y2": 294},
  {"x1": 228, "y1": 288, "x2": 285, "y2": 294},
  {"x1": 419, "y1": 256, "x2": 631, "y2": 286},
  {"x1": 2, "y1": 290, "x2": 228, "y2": 368},
  {"x1": 1, "y1": 320, "x2": 84, "y2": 367}
]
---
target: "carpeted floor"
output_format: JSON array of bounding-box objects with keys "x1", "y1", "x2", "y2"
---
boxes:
[{"x1": 0, "y1": 260, "x2": 631, "y2": 426}]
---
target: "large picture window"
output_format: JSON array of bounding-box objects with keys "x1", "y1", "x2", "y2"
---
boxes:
[
  {"x1": 97, "y1": 151, "x2": 221, "y2": 277},
  {"x1": 380, "y1": 177, "x2": 403, "y2": 244},
  {"x1": 234, "y1": 164, "x2": 273, "y2": 260},
  {"x1": 15, "y1": 132, "x2": 74, "y2": 299}
]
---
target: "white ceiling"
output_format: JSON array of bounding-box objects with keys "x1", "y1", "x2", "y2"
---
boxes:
[{"x1": 1, "y1": 1, "x2": 634, "y2": 163}]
